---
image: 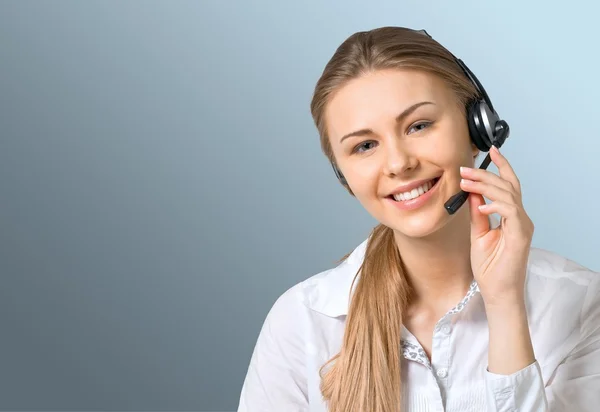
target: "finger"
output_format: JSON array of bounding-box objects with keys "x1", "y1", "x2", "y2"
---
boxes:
[
  {"x1": 477, "y1": 200, "x2": 520, "y2": 218},
  {"x1": 477, "y1": 199, "x2": 532, "y2": 239},
  {"x1": 460, "y1": 166, "x2": 515, "y2": 195},
  {"x1": 460, "y1": 179, "x2": 518, "y2": 204},
  {"x1": 490, "y1": 146, "x2": 521, "y2": 194},
  {"x1": 468, "y1": 192, "x2": 489, "y2": 240}
]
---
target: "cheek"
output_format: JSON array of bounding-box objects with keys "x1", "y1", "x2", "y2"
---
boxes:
[
  {"x1": 348, "y1": 165, "x2": 380, "y2": 196},
  {"x1": 429, "y1": 129, "x2": 472, "y2": 165},
  {"x1": 353, "y1": 161, "x2": 380, "y2": 180}
]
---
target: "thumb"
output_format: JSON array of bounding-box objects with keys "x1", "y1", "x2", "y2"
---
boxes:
[{"x1": 469, "y1": 192, "x2": 490, "y2": 240}]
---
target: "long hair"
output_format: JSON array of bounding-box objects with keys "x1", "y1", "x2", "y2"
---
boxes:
[{"x1": 309, "y1": 26, "x2": 480, "y2": 412}]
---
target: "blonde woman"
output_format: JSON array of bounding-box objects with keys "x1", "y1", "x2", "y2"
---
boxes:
[{"x1": 237, "y1": 27, "x2": 600, "y2": 412}]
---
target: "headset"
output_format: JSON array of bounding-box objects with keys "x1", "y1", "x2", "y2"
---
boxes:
[{"x1": 330, "y1": 28, "x2": 510, "y2": 215}]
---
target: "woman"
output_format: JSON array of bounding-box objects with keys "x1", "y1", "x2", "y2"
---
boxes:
[{"x1": 237, "y1": 26, "x2": 600, "y2": 411}]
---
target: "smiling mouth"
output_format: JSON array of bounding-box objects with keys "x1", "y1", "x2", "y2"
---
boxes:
[{"x1": 386, "y1": 176, "x2": 441, "y2": 202}]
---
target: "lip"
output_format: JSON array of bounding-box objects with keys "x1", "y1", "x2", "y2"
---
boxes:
[
  {"x1": 385, "y1": 176, "x2": 442, "y2": 211},
  {"x1": 388, "y1": 175, "x2": 442, "y2": 196}
]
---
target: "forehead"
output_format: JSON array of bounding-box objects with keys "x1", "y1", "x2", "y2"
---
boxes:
[{"x1": 325, "y1": 69, "x2": 453, "y2": 139}]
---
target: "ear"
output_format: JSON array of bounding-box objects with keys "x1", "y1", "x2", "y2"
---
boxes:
[{"x1": 471, "y1": 142, "x2": 480, "y2": 160}]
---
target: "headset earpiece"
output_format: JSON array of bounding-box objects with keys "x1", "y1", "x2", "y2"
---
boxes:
[
  {"x1": 331, "y1": 162, "x2": 348, "y2": 187},
  {"x1": 466, "y1": 99, "x2": 502, "y2": 152}
]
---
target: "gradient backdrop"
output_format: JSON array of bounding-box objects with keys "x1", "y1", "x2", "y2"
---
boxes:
[{"x1": 0, "y1": 0, "x2": 598, "y2": 411}]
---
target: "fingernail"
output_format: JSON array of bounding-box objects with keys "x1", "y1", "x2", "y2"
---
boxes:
[
  {"x1": 491, "y1": 145, "x2": 500, "y2": 153},
  {"x1": 478, "y1": 204, "x2": 488, "y2": 210}
]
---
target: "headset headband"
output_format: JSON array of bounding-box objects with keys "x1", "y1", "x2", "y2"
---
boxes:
[{"x1": 414, "y1": 29, "x2": 496, "y2": 113}]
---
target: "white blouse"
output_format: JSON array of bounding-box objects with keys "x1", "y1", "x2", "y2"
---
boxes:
[{"x1": 237, "y1": 235, "x2": 600, "y2": 411}]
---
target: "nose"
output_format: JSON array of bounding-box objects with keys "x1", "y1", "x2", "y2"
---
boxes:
[{"x1": 382, "y1": 138, "x2": 417, "y2": 177}]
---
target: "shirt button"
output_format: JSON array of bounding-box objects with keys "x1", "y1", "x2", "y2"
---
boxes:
[
  {"x1": 436, "y1": 368, "x2": 448, "y2": 378},
  {"x1": 441, "y1": 325, "x2": 451, "y2": 334}
]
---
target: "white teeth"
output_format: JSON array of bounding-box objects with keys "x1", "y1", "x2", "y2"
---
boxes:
[{"x1": 393, "y1": 179, "x2": 436, "y2": 202}]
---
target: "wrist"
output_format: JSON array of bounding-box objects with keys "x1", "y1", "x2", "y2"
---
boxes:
[
  {"x1": 486, "y1": 299, "x2": 535, "y2": 375},
  {"x1": 483, "y1": 293, "x2": 526, "y2": 314},
  {"x1": 485, "y1": 298, "x2": 528, "y2": 330}
]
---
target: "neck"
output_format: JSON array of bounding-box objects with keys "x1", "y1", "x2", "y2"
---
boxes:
[{"x1": 394, "y1": 205, "x2": 475, "y2": 315}]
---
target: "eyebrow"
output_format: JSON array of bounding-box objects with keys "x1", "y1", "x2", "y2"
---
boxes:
[{"x1": 338, "y1": 101, "x2": 435, "y2": 144}]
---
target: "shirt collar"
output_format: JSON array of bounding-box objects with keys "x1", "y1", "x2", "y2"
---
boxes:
[{"x1": 305, "y1": 238, "x2": 368, "y2": 317}]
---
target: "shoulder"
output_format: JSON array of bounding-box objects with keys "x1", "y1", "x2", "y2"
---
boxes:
[
  {"x1": 266, "y1": 238, "x2": 369, "y2": 323},
  {"x1": 526, "y1": 246, "x2": 599, "y2": 293},
  {"x1": 528, "y1": 247, "x2": 597, "y2": 280},
  {"x1": 526, "y1": 246, "x2": 599, "y2": 308},
  {"x1": 266, "y1": 258, "x2": 361, "y2": 325}
]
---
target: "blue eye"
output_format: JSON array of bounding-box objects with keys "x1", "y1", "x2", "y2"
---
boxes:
[
  {"x1": 408, "y1": 121, "x2": 433, "y2": 134},
  {"x1": 352, "y1": 141, "x2": 377, "y2": 154},
  {"x1": 351, "y1": 121, "x2": 433, "y2": 154}
]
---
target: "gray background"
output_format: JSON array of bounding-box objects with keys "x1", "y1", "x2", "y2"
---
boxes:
[{"x1": 0, "y1": 0, "x2": 598, "y2": 410}]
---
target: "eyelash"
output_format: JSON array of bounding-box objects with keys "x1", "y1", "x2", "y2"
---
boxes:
[{"x1": 351, "y1": 121, "x2": 433, "y2": 154}]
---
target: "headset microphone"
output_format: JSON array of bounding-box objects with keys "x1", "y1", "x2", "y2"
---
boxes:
[{"x1": 444, "y1": 120, "x2": 509, "y2": 214}]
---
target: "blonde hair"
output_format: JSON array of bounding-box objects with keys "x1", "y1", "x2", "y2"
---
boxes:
[{"x1": 309, "y1": 26, "x2": 480, "y2": 412}]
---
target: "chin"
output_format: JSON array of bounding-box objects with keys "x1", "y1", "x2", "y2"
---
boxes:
[
  {"x1": 392, "y1": 218, "x2": 445, "y2": 239},
  {"x1": 381, "y1": 201, "x2": 451, "y2": 239}
]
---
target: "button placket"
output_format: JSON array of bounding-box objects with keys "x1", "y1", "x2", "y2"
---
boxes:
[
  {"x1": 431, "y1": 317, "x2": 452, "y2": 387},
  {"x1": 429, "y1": 279, "x2": 480, "y2": 386}
]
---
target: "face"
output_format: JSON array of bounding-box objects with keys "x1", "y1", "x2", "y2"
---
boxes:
[{"x1": 325, "y1": 68, "x2": 479, "y2": 238}]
